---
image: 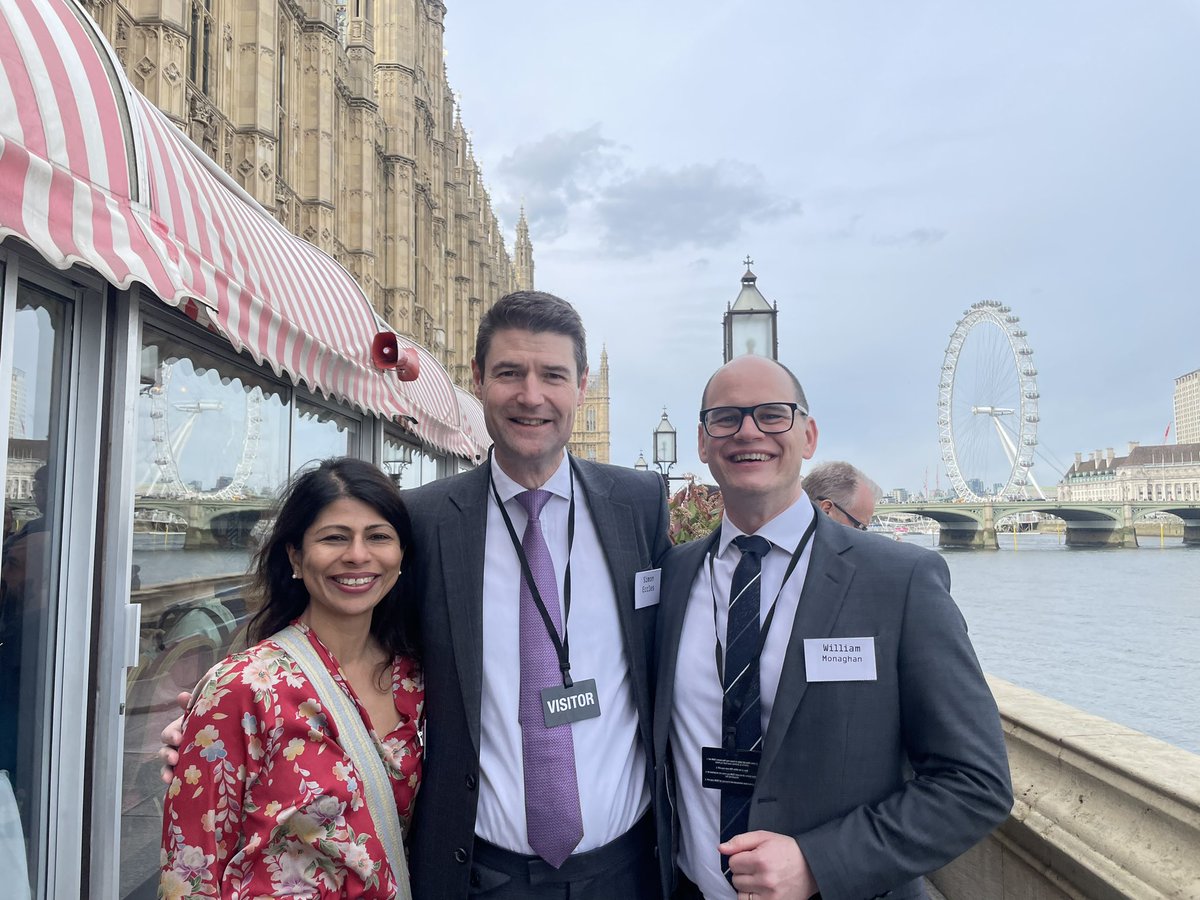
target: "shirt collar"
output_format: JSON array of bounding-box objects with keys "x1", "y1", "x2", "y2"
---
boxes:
[
  {"x1": 717, "y1": 489, "x2": 816, "y2": 558},
  {"x1": 489, "y1": 452, "x2": 572, "y2": 505}
]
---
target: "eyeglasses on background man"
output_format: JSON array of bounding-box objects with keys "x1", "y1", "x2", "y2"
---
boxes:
[{"x1": 815, "y1": 496, "x2": 870, "y2": 531}]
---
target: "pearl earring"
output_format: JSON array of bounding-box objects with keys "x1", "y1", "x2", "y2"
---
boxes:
[{"x1": 292, "y1": 571, "x2": 301, "y2": 580}]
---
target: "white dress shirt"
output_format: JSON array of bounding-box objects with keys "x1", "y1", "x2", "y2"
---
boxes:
[
  {"x1": 475, "y1": 454, "x2": 649, "y2": 852},
  {"x1": 672, "y1": 493, "x2": 816, "y2": 899}
]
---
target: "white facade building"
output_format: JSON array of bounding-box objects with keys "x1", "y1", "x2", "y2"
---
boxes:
[
  {"x1": 1175, "y1": 369, "x2": 1200, "y2": 444},
  {"x1": 1056, "y1": 442, "x2": 1200, "y2": 502}
]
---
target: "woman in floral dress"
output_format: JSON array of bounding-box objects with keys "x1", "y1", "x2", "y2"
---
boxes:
[{"x1": 160, "y1": 458, "x2": 423, "y2": 899}]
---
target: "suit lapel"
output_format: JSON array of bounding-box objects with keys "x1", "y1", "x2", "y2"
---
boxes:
[
  {"x1": 653, "y1": 529, "x2": 719, "y2": 760},
  {"x1": 759, "y1": 513, "x2": 855, "y2": 778},
  {"x1": 439, "y1": 464, "x2": 490, "y2": 754}
]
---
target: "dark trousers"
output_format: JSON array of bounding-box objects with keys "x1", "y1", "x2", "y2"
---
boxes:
[
  {"x1": 673, "y1": 872, "x2": 824, "y2": 900},
  {"x1": 468, "y1": 815, "x2": 658, "y2": 899},
  {"x1": 671, "y1": 872, "x2": 703, "y2": 900}
]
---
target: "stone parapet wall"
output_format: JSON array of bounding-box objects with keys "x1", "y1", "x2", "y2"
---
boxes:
[{"x1": 931, "y1": 677, "x2": 1200, "y2": 899}]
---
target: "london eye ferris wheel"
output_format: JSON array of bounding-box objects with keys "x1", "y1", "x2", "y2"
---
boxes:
[{"x1": 937, "y1": 301, "x2": 1045, "y2": 501}]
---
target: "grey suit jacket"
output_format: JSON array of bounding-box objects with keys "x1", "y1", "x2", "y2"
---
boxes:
[
  {"x1": 403, "y1": 457, "x2": 671, "y2": 898},
  {"x1": 653, "y1": 511, "x2": 1012, "y2": 900}
]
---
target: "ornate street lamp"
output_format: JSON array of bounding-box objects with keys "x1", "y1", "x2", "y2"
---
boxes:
[
  {"x1": 634, "y1": 452, "x2": 649, "y2": 471},
  {"x1": 723, "y1": 256, "x2": 778, "y2": 362},
  {"x1": 382, "y1": 443, "x2": 414, "y2": 485},
  {"x1": 653, "y1": 408, "x2": 677, "y2": 479}
]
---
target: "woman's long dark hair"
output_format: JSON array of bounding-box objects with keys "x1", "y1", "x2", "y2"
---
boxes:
[{"x1": 247, "y1": 457, "x2": 419, "y2": 664}]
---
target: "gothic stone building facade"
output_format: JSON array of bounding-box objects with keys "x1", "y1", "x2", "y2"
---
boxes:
[
  {"x1": 568, "y1": 347, "x2": 611, "y2": 463},
  {"x1": 82, "y1": 0, "x2": 534, "y2": 387}
]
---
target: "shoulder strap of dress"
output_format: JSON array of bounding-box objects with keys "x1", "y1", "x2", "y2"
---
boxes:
[{"x1": 272, "y1": 624, "x2": 412, "y2": 900}]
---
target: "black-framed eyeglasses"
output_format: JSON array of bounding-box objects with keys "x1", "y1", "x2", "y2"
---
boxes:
[
  {"x1": 816, "y1": 496, "x2": 869, "y2": 531},
  {"x1": 699, "y1": 402, "x2": 806, "y2": 438}
]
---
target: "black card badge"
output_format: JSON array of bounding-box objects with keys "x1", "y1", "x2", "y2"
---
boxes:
[
  {"x1": 701, "y1": 746, "x2": 761, "y2": 791},
  {"x1": 542, "y1": 678, "x2": 602, "y2": 728}
]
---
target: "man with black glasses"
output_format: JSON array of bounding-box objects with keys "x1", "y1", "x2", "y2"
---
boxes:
[
  {"x1": 802, "y1": 460, "x2": 881, "y2": 533},
  {"x1": 653, "y1": 354, "x2": 1011, "y2": 900}
]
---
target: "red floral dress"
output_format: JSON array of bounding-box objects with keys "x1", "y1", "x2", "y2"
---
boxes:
[{"x1": 160, "y1": 623, "x2": 423, "y2": 898}]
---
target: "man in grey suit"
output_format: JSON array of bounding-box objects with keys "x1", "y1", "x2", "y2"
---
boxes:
[
  {"x1": 404, "y1": 291, "x2": 671, "y2": 897},
  {"x1": 654, "y1": 355, "x2": 1011, "y2": 900}
]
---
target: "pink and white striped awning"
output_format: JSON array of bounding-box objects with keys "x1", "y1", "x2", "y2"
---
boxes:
[
  {"x1": 0, "y1": 0, "x2": 184, "y2": 303},
  {"x1": 0, "y1": 0, "x2": 480, "y2": 459},
  {"x1": 455, "y1": 386, "x2": 492, "y2": 463}
]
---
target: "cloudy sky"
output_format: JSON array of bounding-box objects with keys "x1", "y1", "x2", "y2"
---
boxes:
[{"x1": 443, "y1": 1, "x2": 1200, "y2": 493}]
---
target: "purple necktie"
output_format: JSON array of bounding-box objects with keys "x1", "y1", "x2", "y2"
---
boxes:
[{"x1": 515, "y1": 489, "x2": 583, "y2": 867}]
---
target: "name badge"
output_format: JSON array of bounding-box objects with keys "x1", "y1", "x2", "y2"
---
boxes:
[
  {"x1": 541, "y1": 678, "x2": 602, "y2": 727},
  {"x1": 634, "y1": 568, "x2": 661, "y2": 608},
  {"x1": 701, "y1": 746, "x2": 760, "y2": 791},
  {"x1": 803, "y1": 636, "x2": 878, "y2": 682}
]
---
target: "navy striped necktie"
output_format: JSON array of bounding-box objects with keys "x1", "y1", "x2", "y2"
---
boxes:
[{"x1": 720, "y1": 533, "x2": 771, "y2": 882}]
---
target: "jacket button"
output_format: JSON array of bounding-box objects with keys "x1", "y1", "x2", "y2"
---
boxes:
[
  {"x1": 466, "y1": 773, "x2": 478, "y2": 790},
  {"x1": 454, "y1": 847, "x2": 468, "y2": 864}
]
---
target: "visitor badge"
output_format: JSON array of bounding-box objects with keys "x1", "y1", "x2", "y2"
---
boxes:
[
  {"x1": 635, "y1": 568, "x2": 662, "y2": 608},
  {"x1": 542, "y1": 678, "x2": 602, "y2": 727},
  {"x1": 803, "y1": 637, "x2": 878, "y2": 682},
  {"x1": 701, "y1": 746, "x2": 760, "y2": 791}
]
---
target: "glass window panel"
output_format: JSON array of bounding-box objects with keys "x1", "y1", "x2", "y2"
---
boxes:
[
  {"x1": 383, "y1": 429, "x2": 442, "y2": 489},
  {"x1": 382, "y1": 431, "x2": 419, "y2": 488},
  {"x1": 1, "y1": 282, "x2": 72, "y2": 899},
  {"x1": 292, "y1": 398, "x2": 359, "y2": 471},
  {"x1": 118, "y1": 325, "x2": 291, "y2": 898}
]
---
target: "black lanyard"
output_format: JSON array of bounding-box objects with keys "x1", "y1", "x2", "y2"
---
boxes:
[
  {"x1": 707, "y1": 514, "x2": 818, "y2": 689},
  {"x1": 489, "y1": 455, "x2": 578, "y2": 688}
]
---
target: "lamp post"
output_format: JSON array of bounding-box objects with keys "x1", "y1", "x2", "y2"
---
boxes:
[
  {"x1": 723, "y1": 256, "x2": 779, "y2": 362},
  {"x1": 634, "y1": 452, "x2": 649, "y2": 472},
  {"x1": 653, "y1": 408, "x2": 677, "y2": 478},
  {"x1": 652, "y1": 408, "x2": 693, "y2": 495},
  {"x1": 382, "y1": 443, "x2": 414, "y2": 486}
]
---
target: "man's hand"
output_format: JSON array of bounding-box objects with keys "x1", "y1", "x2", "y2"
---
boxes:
[
  {"x1": 157, "y1": 691, "x2": 191, "y2": 785},
  {"x1": 719, "y1": 830, "x2": 818, "y2": 900}
]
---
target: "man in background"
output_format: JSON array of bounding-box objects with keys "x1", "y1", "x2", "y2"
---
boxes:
[{"x1": 802, "y1": 460, "x2": 880, "y2": 532}]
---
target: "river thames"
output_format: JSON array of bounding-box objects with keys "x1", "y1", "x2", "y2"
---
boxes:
[{"x1": 907, "y1": 532, "x2": 1200, "y2": 754}]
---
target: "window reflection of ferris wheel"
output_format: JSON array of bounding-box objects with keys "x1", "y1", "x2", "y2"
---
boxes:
[
  {"x1": 937, "y1": 301, "x2": 1045, "y2": 501},
  {"x1": 143, "y1": 362, "x2": 262, "y2": 500}
]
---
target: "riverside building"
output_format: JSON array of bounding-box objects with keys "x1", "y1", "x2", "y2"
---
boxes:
[
  {"x1": 1175, "y1": 368, "x2": 1200, "y2": 444},
  {"x1": 1056, "y1": 442, "x2": 1200, "y2": 502}
]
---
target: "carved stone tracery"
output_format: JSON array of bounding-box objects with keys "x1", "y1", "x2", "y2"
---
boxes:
[{"x1": 92, "y1": 0, "x2": 523, "y2": 382}]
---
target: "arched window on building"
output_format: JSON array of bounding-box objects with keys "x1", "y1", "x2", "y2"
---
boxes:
[
  {"x1": 586, "y1": 407, "x2": 596, "y2": 431},
  {"x1": 188, "y1": 0, "x2": 214, "y2": 97}
]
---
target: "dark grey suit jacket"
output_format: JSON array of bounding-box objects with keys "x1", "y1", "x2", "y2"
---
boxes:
[
  {"x1": 653, "y1": 511, "x2": 1012, "y2": 900},
  {"x1": 403, "y1": 457, "x2": 671, "y2": 898}
]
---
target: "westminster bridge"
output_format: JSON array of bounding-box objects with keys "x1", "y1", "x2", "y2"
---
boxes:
[
  {"x1": 135, "y1": 496, "x2": 274, "y2": 548},
  {"x1": 882, "y1": 499, "x2": 1200, "y2": 549}
]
